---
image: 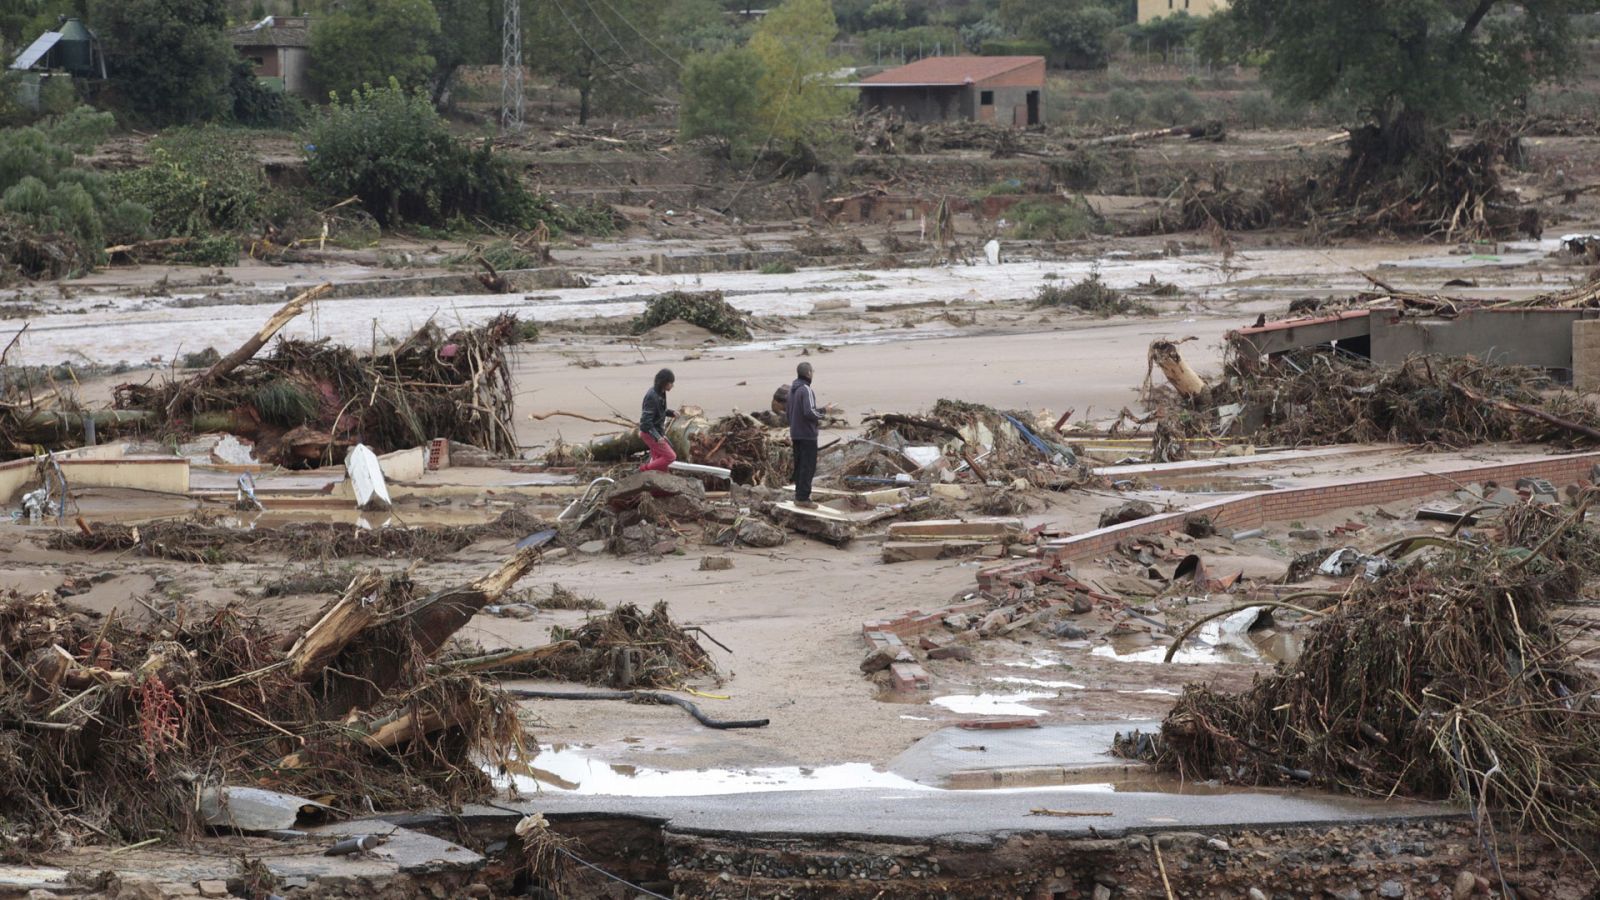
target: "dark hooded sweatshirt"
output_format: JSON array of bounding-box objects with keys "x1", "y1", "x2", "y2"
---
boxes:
[{"x1": 787, "y1": 376, "x2": 821, "y2": 441}]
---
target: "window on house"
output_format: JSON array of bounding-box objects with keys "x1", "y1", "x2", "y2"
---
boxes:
[{"x1": 980, "y1": 90, "x2": 994, "y2": 105}]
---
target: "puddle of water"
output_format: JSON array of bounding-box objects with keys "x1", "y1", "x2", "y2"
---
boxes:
[
  {"x1": 930, "y1": 692, "x2": 1054, "y2": 716},
  {"x1": 1093, "y1": 620, "x2": 1301, "y2": 665},
  {"x1": 1117, "y1": 688, "x2": 1180, "y2": 697},
  {"x1": 501, "y1": 745, "x2": 932, "y2": 796},
  {"x1": 992, "y1": 676, "x2": 1086, "y2": 690}
]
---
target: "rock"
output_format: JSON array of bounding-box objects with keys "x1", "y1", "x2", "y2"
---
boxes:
[
  {"x1": 926, "y1": 645, "x2": 972, "y2": 661},
  {"x1": 196, "y1": 882, "x2": 230, "y2": 899},
  {"x1": 463, "y1": 884, "x2": 492, "y2": 899},
  {"x1": 1378, "y1": 881, "x2": 1405, "y2": 898},
  {"x1": 1069, "y1": 594, "x2": 1094, "y2": 614},
  {"x1": 1452, "y1": 870, "x2": 1476, "y2": 899},
  {"x1": 1249, "y1": 889, "x2": 1268, "y2": 900},
  {"x1": 1289, "y1": 528, "x2": 1323, "y2": 541},
  {"x1": 578, "y1": 540, "x2": 606, "y2": 554},
  {"x1": 1092, "y1": 885, "x2": 1112, "y2": 900},
  {"x1": 1327, "y1": 888, "x2": 1362, "y2": 900},
  {"x1": 699, "y1": 556, "x2": 734, "y2": 571},
  {"x1": 1206, "y1": 837, "x2": 1230, "y2": 852},
  {"x1": 1098, "y1": 500, "x2": 1156, "y2": 528},
  {"x1": 1051, "y1": 622, "x2": 1089, "y2": 640},
  {"x1": 861, "y1": 646, "x2": 912, "y2": 673},
  {"x1": 735, "y1": 518, "x2": 786, "y2": 548},
  {"x1": 1123, "y1": 834, "x2": 1151, "y2": 851},
  {"x1": 650, "y1": 539, "x2": 678, "y2": 555},
  {"x1": 918, "y1": 635, "x2": 947, "y2": 651},
  {"x1": 943, "y1": 613, "x2": 972, "y2": 630}
]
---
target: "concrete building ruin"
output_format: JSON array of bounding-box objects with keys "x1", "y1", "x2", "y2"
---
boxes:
[{"x1": 853, "y1": 56, "x2": 1045, "y2": 127}]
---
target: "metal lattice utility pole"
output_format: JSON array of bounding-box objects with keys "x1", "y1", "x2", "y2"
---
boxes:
[{"x1": 500, "y1": 0, "x2": 524, "y2": 132}]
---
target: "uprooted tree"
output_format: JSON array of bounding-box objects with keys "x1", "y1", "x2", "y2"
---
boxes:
[
  {"x1": 1210, "y1": 0, "x2": 1598, "y2": 163},
  {"x1": 1193, "y1": 0, "x2": 1600, "y2": 238}
]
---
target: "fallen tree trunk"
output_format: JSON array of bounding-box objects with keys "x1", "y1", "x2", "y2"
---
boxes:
[
  {"x1": 1147, "y1": 338, "x2": 1206, "y2": 400},
  {"x1": 167, "y1": 282, "x2": 331, "y2": 417},
  {"x1": 283, "y1": 573, "x2": 386, "y2": 682},
  {"x1": 315, "y1": 544, "x2": 549, "y2": 715},
  {"x1": 10, "y1": 410, "x2": 156, "y2": 444}
]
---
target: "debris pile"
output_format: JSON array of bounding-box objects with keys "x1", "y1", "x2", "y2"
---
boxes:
[
  {"x1": 521, "y1": 601, "x2": 719, "y2": 689},
  {"x1": 1206, "y1": 351, "x2": 1600, "y2": 447},
  {"x1": 689, "y1": 412, "x2": 790, "y2": 486},
  {"x1": 0, "y1": 545, "x2": 547, "y2": 850},
  {"x1": 1147, "y1": 500, "x2": 1600, "y2": 845},
  {"x1": 1143, "y1": 133, "x2": 1538, "y2": 241},
  {"x1": 857, "y1": 399, "x2": 1087, "y2": 489},
  {"x1": 630, "y1": 290, "x2": 752, "y2": 340},
  {"x1": 49, "y1": 507, "x2": 555, "y2": 563},
  {"x1": 109, "y1": 295, "x2": 525, "y2": 466}
]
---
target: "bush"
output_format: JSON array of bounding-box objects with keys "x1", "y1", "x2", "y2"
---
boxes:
[
  {"x1": 0, "y1": 108, "x2": 148, "y2": 278},
  {"x1": 973, "y1": 178, "x2": 1025, "y2": 198},
  {"x1": 117, "y1": 127, "x2": 269, "y2": 237},
  {"x1": 1030, "y1": 272, "x2": 1146, "y2": 316},
  {"x1": 1008, "y1": 198, "x2": 1104, "y2": 241},
  {"x1": 304, "y1": 81, "x2": 589, "y2": 232},
  {"x1": 1146, "y1": 87, "x2": 1202, "y2": 124},
  {"x1": 980, "y1": 38, "x2": 1051, "y2": 57},
  {"x1": 1050, "y1": 148, "x2": 1108, "y2": 191},
  {"x1": 630, "y1": 290, "x2": 752, "y2": 340}
]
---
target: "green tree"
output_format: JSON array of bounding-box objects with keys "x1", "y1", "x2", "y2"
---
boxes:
[
  {"x1": 1214, "y1": 0, "x2": 1600, "y2": 161},
  {"x1": 999, "y1": 0, "x2": 1118, "y2": 69},
  {"x1": 678, "y1": 46, "x2": 764, "y2": 159},
  {"x1": 749, "y1": 0, "x2": 852, "y2": 153},
  {"x1": 427, "y1": 0, "x2": 499, "y2": 106},
  {"x1": 660, "y1": 0, "x2": 743, "y2": 56},
  {"x1": 90, "y1": 0, "x2": 236, "y2": 125},
  {"x1": 526, "y1": 0, "x2": 665, "y2": 125},
  {"x1": 308, "y1": 0, "x2": 440, "y2": 97}
]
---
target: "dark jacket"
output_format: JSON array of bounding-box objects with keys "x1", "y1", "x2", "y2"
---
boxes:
[
  {"x1": 640, "y1": 386, "x2": 673, "y2": 438},
  {"x1": 788, "y1": 377, "x2": 821, "y2": 441}
]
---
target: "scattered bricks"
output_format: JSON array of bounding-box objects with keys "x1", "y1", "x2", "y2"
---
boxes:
[
  {"x1": 956, "y1": 717, "x2": 1041, "y2": 730},
  {"x1": 889, "y1": 661, "x2": 931, "y2": 691},
  {"x1": 861, "y1": 645, "x2": 913, "y2": 674},
  {"x1": 1332, "y1": 520, "x2": 1368, "y2": 535},
  {"x1": 927, "y1": 645, "x2": 973, "y2": 661}
]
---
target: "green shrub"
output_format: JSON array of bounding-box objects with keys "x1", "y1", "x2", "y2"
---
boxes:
[
  {"x1": 172, "y1": 234, "x2": 241, "y2": 265},
  {"x1": 973, "y1": 179, "x2": 1026, "y2": 199},
  {"x1": 117, "y1": 126, "x2": 269, "y2": 237},
  {"x1": 1030, "y1": 272, "x2": 1146, "y2": 316},
  {"x1": 759, "y1": 261, "x2": 797, "y2": 274},
  {"x1": 1008, "y1": 199, "x2": 1104, "y2": 241},
  {"x1": 0, "y1": 112, "x2": 145, "y2": 277},
  {"x1": 630, "y1": 290, "x2": 752, "y2": 339},
  {"x1": 1146, "y1": 87, "x2": 1201, "y2": 125},
  {"x1": 980, "y1": 38, "x2": 1051, "y2": 57},
  {"x1": 304, "y1": 80, "x2": 597, "y2": 233},
  {"x1": 1050, "y1": 148, "x2": 1108, "y2": 191}
]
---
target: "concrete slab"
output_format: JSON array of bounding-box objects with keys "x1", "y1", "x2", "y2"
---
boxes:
[
  {"x1": 889, "y1": 722, "x2": 1157, "y2": 786},
  {"x1": 509, "y1": 786, "x2": 1458, "y2": 844}
]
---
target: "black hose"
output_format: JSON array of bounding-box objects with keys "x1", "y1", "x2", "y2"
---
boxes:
[{"x1": 504, "y1": 689, "x2": 770, "y2": 729}]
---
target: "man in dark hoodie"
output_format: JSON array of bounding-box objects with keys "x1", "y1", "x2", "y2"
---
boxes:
[
  {"x1": 787, "y1": 362, "x2": 829, "y2": 507},
  {"x1": 639, "y1": 368, "x2": 677, "y2": 472}
]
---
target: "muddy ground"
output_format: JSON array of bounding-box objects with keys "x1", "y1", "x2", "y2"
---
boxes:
[{"x1": 5, "y1": 125, "x2": 1600, "y2": 897}]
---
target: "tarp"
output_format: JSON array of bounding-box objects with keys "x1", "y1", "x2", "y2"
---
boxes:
[{"x1": 10, "y1": 31, "x2": 60, "y2": 71}]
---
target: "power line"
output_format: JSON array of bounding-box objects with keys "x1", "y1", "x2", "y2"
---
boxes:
[
  {"x1": 587, "y1": 0, "x2": 683, "y2": 70},
  {"x1": 546, "y1": 0, "x2": 676, "y2": 107}
]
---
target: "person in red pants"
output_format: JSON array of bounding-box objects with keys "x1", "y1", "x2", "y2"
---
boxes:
[{"x1": 639, "y1": 368, "x2": 677, "y2": 472}]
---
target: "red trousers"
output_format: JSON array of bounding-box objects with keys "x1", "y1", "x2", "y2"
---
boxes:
[{"x1": 640, "y1": 431, "x2": 676, "y2": 472}]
